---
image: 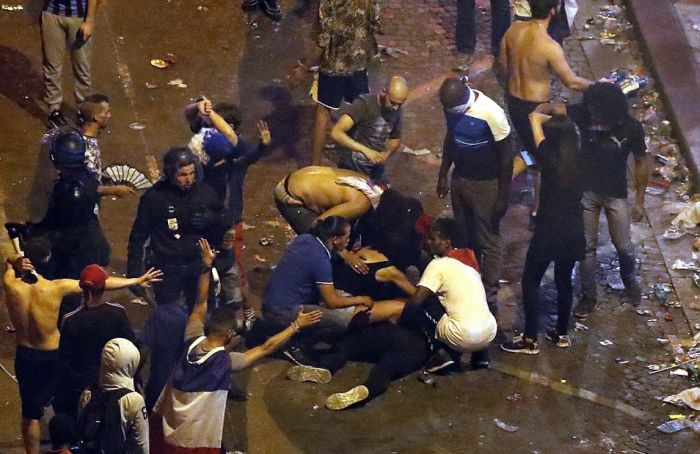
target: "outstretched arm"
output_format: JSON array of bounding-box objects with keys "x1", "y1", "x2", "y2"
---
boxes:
[
  {"x1": 549, "y1": 45, "x2": 592, "y2": 92},
  {"x1": 241, "y1": 309, "x2": 323, "y2": 367},
  {"x1": 188, "y1": 239, "x2": 217, "y2": 327}
]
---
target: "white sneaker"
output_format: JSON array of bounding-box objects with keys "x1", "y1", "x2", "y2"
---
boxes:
[
  {"x1": 286, "y1": 365, "x2": 332, "y2": 384},
  {"x1": 326, "y1": 385, "x2": 369, "y2": 410}
]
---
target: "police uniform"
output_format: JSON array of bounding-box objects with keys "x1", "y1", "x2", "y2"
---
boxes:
[
  {"x1": 34, "y1": 167, "x2": 110, "y2": 279},
  {"x1": 127, "y1": 179, "x2": 232, "y2": 308}
]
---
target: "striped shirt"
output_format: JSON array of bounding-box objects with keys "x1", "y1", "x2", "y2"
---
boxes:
[{"x1": 45, "y1": 0, "x2": 88, "y2": 18}]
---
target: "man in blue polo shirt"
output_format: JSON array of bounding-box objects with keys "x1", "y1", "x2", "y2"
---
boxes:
[
  {"x1": 262, "y1": 216, "x2": 373, "y2": 347},
  {"x1": 437, "y1": 77, "x2": 513, "y2": 323}
]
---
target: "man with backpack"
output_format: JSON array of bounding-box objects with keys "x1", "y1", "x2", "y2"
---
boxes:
[{"x1": 78, "y1": 337, "x2": 148, "y2": 454}]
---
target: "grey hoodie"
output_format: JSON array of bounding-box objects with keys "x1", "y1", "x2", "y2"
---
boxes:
[{"x1": 79, "y1": 338, "x2": 149, "y2": 454}]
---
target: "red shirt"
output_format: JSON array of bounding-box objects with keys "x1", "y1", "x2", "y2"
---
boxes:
[{"x1": 446, "y1": 248, "x2": 480, "y2": 272}]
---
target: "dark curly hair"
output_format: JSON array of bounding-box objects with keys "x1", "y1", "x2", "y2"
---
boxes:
[{"x1": 583, "y1": 82, "x2": 629, "y2": 127}]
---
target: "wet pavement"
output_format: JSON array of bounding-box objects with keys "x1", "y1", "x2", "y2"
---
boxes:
[{"x1": 1, "y1": 0, "x2": 699, "y2": 452}]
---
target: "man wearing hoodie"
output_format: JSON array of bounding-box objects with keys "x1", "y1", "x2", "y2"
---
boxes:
[{"x1": 78, "y1": 338, "x2": 149, "y2": 454}]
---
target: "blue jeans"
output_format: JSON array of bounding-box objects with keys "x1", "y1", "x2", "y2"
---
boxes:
[
  {"x1": 264, "y1": 304, "x2": 353, "y2": 345},
  {"x1": 456, "y1": 0, "x2": 511, "y2": 55},
  {"x1": 581, "y1": 191, "x2": 638, "y2": 302}
]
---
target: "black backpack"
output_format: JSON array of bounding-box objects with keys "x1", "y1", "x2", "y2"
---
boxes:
[{"x1": 77, "y1": 386, "x2": 132, "y2": 454}]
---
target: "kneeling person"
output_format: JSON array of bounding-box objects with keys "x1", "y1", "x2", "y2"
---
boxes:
[{"x1": 402, "y1": 218, "x2": 497, "y2": 370}]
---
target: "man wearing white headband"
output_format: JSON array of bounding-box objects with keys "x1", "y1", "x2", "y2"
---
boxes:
[{"x1": 437, "y1": 77, "x2": 512, "y2": 323}]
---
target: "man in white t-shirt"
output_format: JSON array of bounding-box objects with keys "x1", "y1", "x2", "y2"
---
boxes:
[{"x1": 399, "y1": 218, "x2": 497, "y2": 372}]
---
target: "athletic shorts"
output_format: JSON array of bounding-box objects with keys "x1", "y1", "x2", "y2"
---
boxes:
[
  {"x1": 15, "y1": 346, "x2": 61, "y2": 419},
  {"x1": 317, "y1": 70, "x2": 369, "y2": 110}
]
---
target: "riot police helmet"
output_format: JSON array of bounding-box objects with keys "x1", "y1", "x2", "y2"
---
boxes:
[
  {"x1": 163, "y1": 147, "x2": 197, "y2": 185},
  {"x1": 49, "y1": 128, "x2": 86, "y2": 169}
]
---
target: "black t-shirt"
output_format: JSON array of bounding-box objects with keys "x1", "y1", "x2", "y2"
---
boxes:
[
  {"x1": 567, "y1": 103, "x2": 646, "y2": 198},
  {"x1": 339, "y1": 94, "x2": 402, "y2": 174},
  {"x1": 533, "y1": 137, "x2": 583, "y2": 220},
  {"x1": 59, "y1": 303, "x2": 135, "y2": 387}
]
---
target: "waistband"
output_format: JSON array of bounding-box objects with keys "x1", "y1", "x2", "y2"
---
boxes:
[
  {"x1": 274, "y1": 174, "x2": 302, "y2": 205},
  {"x1": 506, "y1": 93, "x2": 547, "y2": 108}
]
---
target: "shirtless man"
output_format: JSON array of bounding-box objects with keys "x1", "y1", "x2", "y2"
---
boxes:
[
  {"x1": 274, "y1": 166, "x2": 374, "y2": 235},
  {"x1": 2, "y1": 252, "x2": 161, "y2": 454},
  {"x1": 497, "y1": 0, "x2": 591, "y2": 226}
]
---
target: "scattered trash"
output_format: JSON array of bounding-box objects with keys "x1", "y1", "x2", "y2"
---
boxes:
[
  {"x1": 665, "y1": 388, "x2": 700, "y2": 410},
  {"x1": 1, "y1": 4, "x2": 23, "y2": 11},
  {"x1": 150, "y1": 59, "x2": 169, "y2": 69},
  {"x1": 647, "y1": 364, "x2": 663, "y2": 371},
  {"x1": 128, "y1": 122, "x2": 146, "y2": 130},
  {"x1": 163, "y1": 54, "x2": 177, "y2": 65},
  {"x1": 671, "y1": 201, "x2": 700, "y2": 229},
  {"x1": 574, "y1": 322, "x2": 589, "y2": 331},
  {"x1": 663, "y1": 227, "x2": 686, "y2": 240},
  {"x1": 599, "y1": 339, "x2": 614, "y2": 346},
  {"x1": 671, "y1": 369, "x2": 689, "y2": 377},
  {"x1": 669, "y1": 414, "x2": 686, "y2": 420},
  {"x1": 258, "y1": 237, "x2": 274, "y2": 246},
  {"x1": 671, "y1": 259, "x2": 698, "y2": 271},
  {"x1": 656, "y1": 418, "x2": 700, "y2": 434},
  {"x1": 693, "y1": 274, "x2": 700, "y2": 289},
  {"x1": 652, "y1": 283, "x2": 671, "y2": 303},
  {"x1": 505, "y1": 393, "x2": 522, "y2": 402},
  {"x1": 145, "y1": 82, "x2": 158, "y2": 89},
  {"x1": 197, "y1": 5, "x2": 208, "y2": 12},
  {"x1": 242, "y1": 222, "x2": 256, "y2": 230},
  {"x1": 376, "y1": 45, "x2": 409, "y2": 59},
  {"x1": 401, "y1": 146, "x2": 432, "y2": 156},
  {"x1": 493, "y1": 418, "x2": 519, "y2": 433},
  {"x1": 636, "y1": 309, "x2": 652, "y2": 316},
  {"x1": 130, "y1": 298, "x2": 149, "y2": 306},
  {"x1": 254, "y1": 255, "x2": 266, "y2": 262},
  {"x1": 615, "y1": 358, "x2": 629, "y2": 365},
  {"x1": 665, "y1": 314, "x2": 674, "y2": 322},
  {"x1": 5, "y1": 325, "x2": 16, "y2": 333},
  {"x1": 168, "y1": 78, "x2": 188, "y2": 88},
  {"x1": 312, "y1": 404, "x2": 319, "y2": 410}
]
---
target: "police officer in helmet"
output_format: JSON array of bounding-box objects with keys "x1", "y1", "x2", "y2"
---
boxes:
[
  {"x1": 33, "y1": 128, "x2": 110, "y2": 280},
  {"x1": 127, "y1": 147, "x2": 233, "y2": 309}
]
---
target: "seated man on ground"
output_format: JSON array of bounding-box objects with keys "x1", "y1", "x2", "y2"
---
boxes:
[
  {"x1": 262, "y1": 217, "x2": 412, "y2": 356},
  {"x1": 400, "y1": 218, "x2": 497, "y2": 372}
]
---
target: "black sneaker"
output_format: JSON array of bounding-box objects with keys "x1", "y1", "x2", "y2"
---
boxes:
[
  {"x1": 500, "y1": 335, "x2": 540, "y2": 355},
  {"x1": 282, "y1": 346, "x2": 312, "y2": 366},
  {"x1": 261, "y1": 0, "x2": 282, "y2": 20},
  {"x1": 47, "y1": 110, "x2": 67, "y2": 129},
  {"x1": 470, "y1": 349, "x2": 490, "y2": 369},
  {"x1": 573, "y1": 297, "x2": 596, "y2": 319},
  {"x1": 425, "y1": 349, "x2": 455, "y2": 373},
  {"x1": 242, "y1": 0, "x2": 258, "y2": 11}
]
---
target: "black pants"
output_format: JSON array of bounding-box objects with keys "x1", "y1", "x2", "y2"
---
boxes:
[
  {"x1": 506, "y1": 94, "x2": 542, "y2": 155},
  {"x1": 316, "y1": 322, "x2": 429, "y2": 400},
  {"x1": 522, "y1": 251, "x2": 576, "y2": 341},
  {"x1": 153, "y1": 261, "x2": 201, "y2": 310},
  {"x1": 456, "y1": 0, "x2": 511, "y2": 55}
]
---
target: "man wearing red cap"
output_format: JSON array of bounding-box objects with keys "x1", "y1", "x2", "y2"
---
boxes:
[
  {"x1": 3, "y1": 256, "x2": 161, "y2": 454},
  {"x1": 55, "y1": 263, "x2": 161, "y2": 421}
]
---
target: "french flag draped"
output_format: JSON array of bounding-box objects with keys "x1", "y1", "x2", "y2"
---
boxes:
[{"x1": 152, "y1": 336, "x2": 231, "y2": 453}]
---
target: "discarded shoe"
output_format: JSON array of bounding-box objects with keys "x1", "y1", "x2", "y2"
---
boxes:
[
  {"x1": 544, "y1": 329, "x2": 571, "y2": 348},
  {"x1": 326, "y1": 385, "x2": 369, "y2": 410},
  {"x1": 500, "y1": 335, "x2": 540, "y2": 355},
  {"x1": 286, "y1": 365, "x2": 332, "y2": 384}
]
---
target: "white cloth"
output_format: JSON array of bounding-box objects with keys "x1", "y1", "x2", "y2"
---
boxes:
[
  {"x1": 468, "y1": 89, "x2": 511, "y2": 142},
  {"x1": 78, "y1": 338, "x2": 149, "y2": 454},
  {"x1": 418, "y1": 257, "x2": 497, "y2": 352},
  {"x1": 513, "y1": 0, "x2": 578, "y2": 28}
]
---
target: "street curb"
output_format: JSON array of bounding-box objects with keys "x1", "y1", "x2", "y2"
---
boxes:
[{"x1": 625, "y1": 0, "x2": 700, "y2": 190}]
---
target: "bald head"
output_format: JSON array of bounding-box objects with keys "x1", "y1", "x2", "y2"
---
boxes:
[{"x1": 382, "y1": 76, "x2": 408, "y2": 110}]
